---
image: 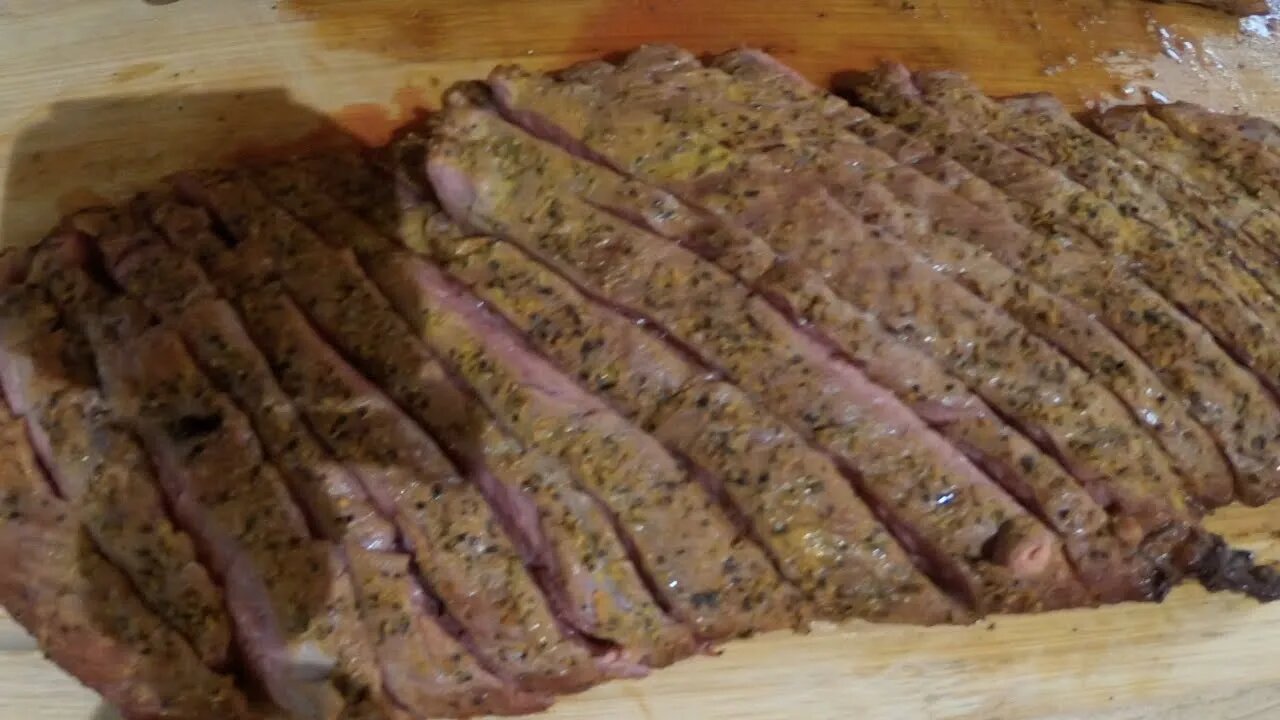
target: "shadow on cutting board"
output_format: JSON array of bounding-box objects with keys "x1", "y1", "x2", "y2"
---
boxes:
[
  {"x1": 1, "y1": 88, "x2": 365, "y2": 248},
  {"x1": 0, "y1": 90, "x2": 389, "y2": 720}
]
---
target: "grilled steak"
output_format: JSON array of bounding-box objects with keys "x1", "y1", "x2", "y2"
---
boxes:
[
  {"x1": 913, "y1": 74, "x2": 1280, "y2": 346},
  {"x1": 246, "y1": 165, "x2": 817, "y2": 634},
  {"x1": 674, "y1": 47, "x2": 1236, "y2": 511},
  {"x1": 848, "y1": 65, "x2": 1280, "y2": 400},
  {"x1": 423, "y1": 103, "x2": 1150, "y2": 603},
  {"x1": 0, "y1": 279, "x2": 232, "y2": 669},
  {"x1": 257, "y1": 155, "x2": 961, "y2": 622},
  {"x1": 429, "y1": 130, "x2": 1088, "y2": 614},
  {"x1": 412, "y1": 231, "x2": 959, "y2": 621},
  {"x1": 468, "y1": 63, "x2": 1209, "y2": 587},
  {"x1": 374, "y1": 252, "x2": 810, "y2": 633},
  {"x1": 179, "y1": 170, "x2": 698, "y2": 670},
  {"x1": 0, "y1": 410, "x2": 252, "y2": 720},
  {"x1": 77, "y1": 209, "x2": 547, "y2": 718},
  {"x1": 995, "y1": 95, "x2": 1280, "y2": 276},
  {"x1": 34, "y1": 253, "x2": 398, "y2": 720},
  {"x1": 4, "y1": 45, "x2": 1280, "y2": 720},
  {"x1": 842, "y1": 64, "x2": 1280, "y2": 506},
  {"x1": 1150, "y1": 102, "x2": 1280, "y2": 205},
  {"x1": 142, "y1": 196, "x2": 609, "y2": 695},
  {"x1": 1087, "y1": 105, "x2": 1280, "y2": 258},
  {"x1": 81, "y1": 209, "x2": 400, "y2": 554},
  {"x1": 778, "y1": 73, "x2": 1280, "y2": 511},
  {"x1": 481, "y1": 55, "x2": 1217, "y2": 517},
  {"x1": 259, "y1": 148, "x2": 814, "y2": 630}
]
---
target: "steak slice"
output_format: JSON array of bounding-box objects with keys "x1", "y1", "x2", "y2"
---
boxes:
[
  {"x1": 997, "y1": 95, "x2": 1280, "y2": 270},
  {"x1": 250, "y1": 164, "x2": 810, "y2": 634},
  {"x1": 143, "y1": 199, "x2": 606, "y2": 694},
  {"x1": 1087, "y1": 105, "x2": 1280, "y2": 261},
  {"x1": 182, "y1": 172, "x2": 696, "y2": 672},
  {"x1": 170, "y1": 307, "x2": 547, "y2": 718},
  {"x1": 842, "y1": 65, "x2": 1280, "y2": 506},
  {"x1": 405, "y1": 229, "x2": 958, "y2": 622},
  {"x1": 430, "y1": 134, "x2": 1088, "y2": 615},
  {"x1": 81, "y1": 212, "x2": 546, "y2": 718},
  {"x1": 341, "y1": 545, "x2": 545, "y2": 718},
  {"x1": 270, "y1": 155, "x2": 958, "y2": 624},
  {"x1": 846, "y1": 65, "x2": 1280, "y2": 399},
  {"x1": 753, "y1": 262, "x2": 1156, "y2": 600},
  {"x1": 80, "y1": 209, "x2": 398, "y2": 553},
  {"x1": 0, "y1": 416, "x2": 252, "y2": 720},
  {"x1": 83, "y1": 307, "x2": 398, "y2": 720},
  {"x1": 1218, "y1": 111, "x2": 1280, "y2": 151},
  {"x1": 29, "y1": 265, "x2": 394, "y2": 720},
  {"x1": 1151, "y1": 101, "x2": 1280, "y2": 205},
  {"x1": 759, "y1": 65, "x2": 1280, "y2": 511},
  {"x1": 427, "y1": 105, "x2": 1156, "y2": 602},
  {"x1": 528, "y1": 48, "x2": 1235, "y2": 512},
  {"x1": 472, "y1": 71, "x2": 1199, "y2": 535},
  {"x1": 0, "y1": 282, "x2": 231, "y2": 669},
  {"x1": 370, "y1": 251, "x2": 810, "y2": 637},
  {"x1": 913, "y1": 73, "x2": 1280, "y2": 327}
]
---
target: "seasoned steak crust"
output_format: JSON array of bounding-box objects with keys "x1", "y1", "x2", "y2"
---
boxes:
[
  {"x1": 0, "y1": 413, "x2": 252, "y2": 720},
  {"x1": 74, "y1": 207, "x2": 549, "y2": 718},
  {"x1": 429, "y1": 120, "x2": 1087, "y2": 616},
  {"x1": 269, "y1": 152, "x2": 960, "y2": 623}
]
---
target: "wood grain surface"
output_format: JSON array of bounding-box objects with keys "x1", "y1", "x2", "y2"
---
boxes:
[{"x1": 0, "y1": 1, "x2": 1278, "y2": 718}]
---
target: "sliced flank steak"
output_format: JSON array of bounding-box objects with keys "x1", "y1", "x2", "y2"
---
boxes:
[
  {"x1": 784, "y1": 70, "x2": 1280, "y2": 511},
  {"x1": 469, "y1": 63, "x2": 1213, "y2": 580},
  {"x1": 711, "y1": 49, "x2": 1030, "y2": 223},
  {"x1": 698, "y1": 48, "x2": 1234, "y2": 510},
  {"x1": 0, "y1": 278, "x2": 232, "y2": 670},
  {"x1": 371, "y1": 252, "x2": 811, "y2": 634},
  {"x1": 229, "y1": 162, "x2": 812, "y2": 637},
  {"x1": 26, "y1": 246, "x2": 401, "y2": 720},
  {"x1": 912, "y1": 72, "x2": 1280, "y2": 336},
  {"x1": 430, "y1": 123, "x2": 1089, "y2": 615},
  {"x1": 847, "y1": 64, "x2": 1280, "y2": 392},
  {"x1": 178, "y1": 169, "x2": 701, "y2": 668},
  {"x1": 481, "y1": 52, "x2": 1229, "y2": 519},
  {"x1": 415, "y1": 231, "x2": 960, "y2": 622},
  {"x1": 721, "y1": 57, "x2": 1280, "y2": 509},
  {"x1": 7, "y1": 45, "x2": 1280, "y2": 720},
  {"x1": 0, "y1": 413, "x2": 252, "y2": 720},
  {"x1": 274, "y1": 148, "x2": 964, "y2": 623},
  {"x1": 248, "y1": 164, "x2": 845, "y2": 632},
  {"x1": 76, "y1": 208, "x2": 546, "y2": 718},
  {"x1": 140, "y1": 193, "x2": 613, "y2": 695},
  {"x1": 1150, "y1": 101, "x2": 1280, "y2": 205},
  {"x1": 254, "y1": 153, "x2": 961, "y2": 623},
  {"x1": 997, "y1": 95, "x2": 1280, "y2": 267},
  {"x1": 76, "y1": 208, "x2": 400, "y2": 554},
  {"x1": 1087, "y1": 104, "x2": 1280, "y2": 262},
  {"x1": 426, "y1": 102, "x2": 1159, "y2": 603},
  {"x1": 843, "y1": 63, "x2": 1280, "y2": 506}
]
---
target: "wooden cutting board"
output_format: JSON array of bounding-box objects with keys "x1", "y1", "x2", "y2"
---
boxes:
[{"x1": 0, "y1": 1, "x2": 1278, "y2": 718}]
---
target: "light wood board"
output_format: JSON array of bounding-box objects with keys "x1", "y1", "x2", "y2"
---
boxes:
[{"x1": 0, "y1": 1, "x2": 1278, "y2": 718}]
